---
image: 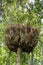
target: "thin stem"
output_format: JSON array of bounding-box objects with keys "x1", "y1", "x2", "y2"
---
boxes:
[
  {"x1": 16, "y1": 48, "x2": 21, "y2": 65},
  {"x1": 6, "y1": 50, "x2": 11, "y2": 65}
]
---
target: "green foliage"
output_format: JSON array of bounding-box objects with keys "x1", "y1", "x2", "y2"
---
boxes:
[{"x1": 0, "y1": 0, "x2": 43, "y2": 65}]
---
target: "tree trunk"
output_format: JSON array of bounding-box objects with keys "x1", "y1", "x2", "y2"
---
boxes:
[
  {"x1": 16, "y1": 48, "x2": 21, "y2": 65},
  {"x1": 6, "y1": 51, "x2": 11, "y2": 65},
  {"x1": 28, "y1": 52, "x2": 34, "y2": 65},
  {"x1": 29, "y1": 52, "x2": 34, "y2": 65}
]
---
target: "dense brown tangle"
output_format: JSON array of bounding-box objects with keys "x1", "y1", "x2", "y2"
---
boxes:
[{"x1": 4, "y1": 23, "x2": 39, "y2": 53}]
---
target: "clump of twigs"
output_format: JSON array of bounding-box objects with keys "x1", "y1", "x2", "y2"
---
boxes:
[{"x1": 4, "y1": 23, "x2": 39, "y2": 53}]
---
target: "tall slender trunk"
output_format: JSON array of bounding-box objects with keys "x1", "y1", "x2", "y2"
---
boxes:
[
  {"x1": 6, "y1": 51, "x2": 11, "y2": 65},
  {"x1": 29, "y1": 52, "x2": 34, "y2": 65},
  {"x1": 28, "y1": 52, "x2": 34, "y2": 65},
  {"x1": 30, "y1": 52, "x2": 34, "y2": 65},
  {"x1": 16, "y1": 48, "x2": 21, "y2": 65}
]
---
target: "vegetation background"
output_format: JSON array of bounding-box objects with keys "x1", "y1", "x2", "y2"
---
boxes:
[{"x1": 0, "y1": 0, "x2": 43, "y2": 65}]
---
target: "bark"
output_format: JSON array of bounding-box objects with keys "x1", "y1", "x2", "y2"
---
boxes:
[
  {"x1": 6, "y1": 51, "x2": 11, "y2": 65},
  {"x1": 16, "y1": 48, "x2": 21, "y2": 65},
  {"x1": 28, "y1": 52, "x2": 34, "y2": 65},
  {"x1": 30, "y1": 52, "x2": 34, "y2": 65}
]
